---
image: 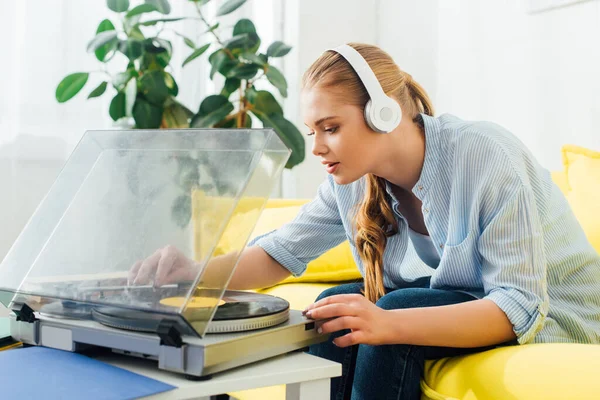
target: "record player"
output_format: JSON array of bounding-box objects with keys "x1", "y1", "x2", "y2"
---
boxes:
[{"x1": 0, "y1": 128, "x2": 326, "y2": 379}]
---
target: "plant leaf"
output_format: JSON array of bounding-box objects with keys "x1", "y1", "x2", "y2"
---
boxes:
[
  {"x1": 233, "y1": 18, "x2": 256, "y2": 35},
  {"x1": 107, "y1": 0, "x2": 129, "y2": 12},
  {"x1": 240, "y1": 52, "x2": 266, "y2": 66},
  {"x1": 171, "y1": 194, "x2": 192, "y2": 228},
  {"x1": 208, "y1": 49, "x2": 236, "y2": 79},
  {"x1": 223, "y1": 32, "x2": 260, "y2": 54},
  {"x1": 251, "y1": 111, "x2": 305, "y2": 168},
  {"x1": 109, "y1": 92, "x2": 127, "y2": 121},
  {"x1": 163, "y1": 100, "x2": 192, "y2": 128},
  {"x1": 56, "y1": 73, "x2": 89, "y2": 103},
  {"x1": 191, "y1": 95, "x2": 234, "y2": 127},
  {"x1": 225, "y1": 63, "x2": 259, "y2": 80},
  {"x1": 140, "y1": 17, "x2": 184, "y2": 26},
  {"x1": 174, "y1": 31, "x2": 196, "y2": 49},
  {"x1": 247, "y1": 90, "x2": 282, "y2": 115},
  {"x1": 266, "y1": 41, "x2": 292, "y2": 58},
  {"x1": 126, "y1": 3, "x2": 158, "y2": 18},
  {"x1": 118, "y1": 39, "x2": 144, "y2": 61},
  {"x1": 139, "y1": 70, "x2": 169, "y2": 106},
  {"x1": 87, "y1": 31, "x2": 118, "y2": 53},
  {"x1": 133, "y1": 95, "x2": 163, "y2": 128},
  {"x1": 88, "y1": 81, "x2": 108, "y2": 99},
  {"x1": 265, "y1": 65, "x2": 288, "y2": 97},
  {"x1": 221, "y1": 78, "x2": 240, "y2": 98},
  {"x1": 94, "y1": 19, "x2": 117, "y2": 62},
  {"x1": 145, "y1": 0, "x2": 171, "y2": 14},
  {"x1": 216, "y1": 0, "x2": 247, "y2": 16},
  {"x1": 205, "y1": 22, "x2": 219, "y2": 33},
  {"x1": 182, "y1": 43, "x2": 210, "y2": 67},
  {"x1": 165, "y1": 73, "x2": 179, "y2": 97}
]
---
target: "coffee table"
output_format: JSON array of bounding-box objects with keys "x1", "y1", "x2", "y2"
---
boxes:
[{"x1": 99, "y1": 350, "x2": 341, "y2": 400}]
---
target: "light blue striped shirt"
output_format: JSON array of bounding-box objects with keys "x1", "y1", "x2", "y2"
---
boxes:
[{"x1": 250, "y1": 113, "x2": 600, "y2": 345}]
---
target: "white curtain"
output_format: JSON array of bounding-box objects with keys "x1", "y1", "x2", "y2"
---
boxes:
[{"x1": 0, "y1": 0, "x2": 280, "y2": 261}]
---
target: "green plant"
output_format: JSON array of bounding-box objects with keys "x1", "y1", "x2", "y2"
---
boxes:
[{"x1": 56, "y1": 0, "x2": 305, "y2": 169}]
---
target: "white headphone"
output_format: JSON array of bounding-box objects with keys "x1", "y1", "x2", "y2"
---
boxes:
[{"x1": 329, "y1": 44, "x2": 402, "y2": 133}]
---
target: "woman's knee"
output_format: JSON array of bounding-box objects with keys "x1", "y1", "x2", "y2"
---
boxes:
[{"x1": 315, "y1": 282, "x2": 364, "y2": 302}]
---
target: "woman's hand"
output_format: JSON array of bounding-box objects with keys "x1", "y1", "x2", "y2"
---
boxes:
[
  {"x1": 303, "y1": 294, "x2": 393, "y2": 347},
  {"x1": 128, "y1": 245, "x2": 199, "y2": 287}
]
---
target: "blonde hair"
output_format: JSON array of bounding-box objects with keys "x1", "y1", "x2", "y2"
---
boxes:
[{"x1": 302, "y1": 43, "x2": 434, "y2": 303}]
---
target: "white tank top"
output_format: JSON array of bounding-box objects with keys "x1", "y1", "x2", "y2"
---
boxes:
[{"x1": 407, "y1": 227, "x2": 441, "y2": 268}]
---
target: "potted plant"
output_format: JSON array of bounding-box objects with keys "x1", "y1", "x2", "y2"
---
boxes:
[{"x1": 56, "y1": 0, "x2": 305, "y2": 169}]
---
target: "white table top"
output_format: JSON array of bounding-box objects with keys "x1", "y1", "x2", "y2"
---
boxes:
[{"x1": 99, "y1": 350, "x2": 341, "y2": 399}]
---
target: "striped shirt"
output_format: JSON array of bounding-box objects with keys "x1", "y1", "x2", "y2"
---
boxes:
[{"x1": 250, "y1": 113, "x2": 600, "y2": 345}]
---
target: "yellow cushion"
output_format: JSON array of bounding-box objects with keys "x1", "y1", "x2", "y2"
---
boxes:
[
  {"x1": 421, "y1": 343, "x2": 600, "y2": 400},
  {"x1": 249, "y1": 204, "x2": 361, "y2": 284},
  {"x1": 550, "y1": 170, "x2": 569, "y2": 195},
  {"x1": 561, "y1": 144, "x2": 600, "y2": 254}
]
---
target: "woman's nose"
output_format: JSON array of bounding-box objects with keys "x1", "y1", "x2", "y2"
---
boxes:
[{"x1": 311, "y1": 134, "x2": 328, "y2": 157}]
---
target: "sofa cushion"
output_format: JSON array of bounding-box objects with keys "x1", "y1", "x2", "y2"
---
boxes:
[
  {"x1": 561, "y1": 144, "x2": 600, "y2": 254},
  {"x1": 422, "y1": 343, "x2": 600, "y2": 400}
]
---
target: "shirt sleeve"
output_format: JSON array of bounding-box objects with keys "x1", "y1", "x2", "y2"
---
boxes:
[
  {"x1": 478, "y1": 186, "x2": 550, "y2": 344},
  {"x1": 247, "y1": 176, "x2": 347, "y2": 277}
]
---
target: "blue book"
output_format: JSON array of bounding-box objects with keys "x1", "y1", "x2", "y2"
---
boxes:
[{"x1": 0, "y1": 346, "x2": 176, "y2": 399}]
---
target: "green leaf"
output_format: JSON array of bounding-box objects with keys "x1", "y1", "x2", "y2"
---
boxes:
[
  {"x1": 140, "y1": 17, "x2": 184, "y2": 26},
  {"x1": 109, "y1": 92, "x2": 127, "y2": 121},
  {"x1": 86, "y1": 31, "x2": 118, "y2": 53},
  {"x1": 174, "y1": 32, "x2": 196, "y2": 49},
  {"x1": 233, "y1": 19, "x2": 255, "y2": 35},
  {"x1": 221, "y1": 78, "x2": 240, "y2": 98},
  {"x1": 216, "y1": 0, "x2": 247, "y2": 16},
  {"x1": 265, "y1": 65, "x2": 288, "y2": 97},
  {"x1": 266, "y1": 41, "x2": 292, "y2": 58},
  {"x1": 94, "y1": 20, "x2": 117, "y2": 62},
  {"x1": 126, "y1": 3, "x2": 158, "y2": 18},
  {"x1": 165, "y1": 73, "x2": 178, "y2": 96},
  {"x1": 118, "y1": 39, "x2": 143, "y2": 60},
  {"x1": 171, "y1": 194, "x2": 192, "y2": 228},
  {"x1": 251, "y1": 111, "x2": 305, "y2": 168},
  {"x1": 88, "y1": 81, "x2": 108, "y2": 99},
  {"x1": 107, "y1": 0, "x2": 129, "y2": 12},
  {"x1": 223, "y1": 33, "x2": 260, "y2": 54},
  {"x1": 226, "y1": 63, "x2": 259, "y2": 80},
  {"x1": 56, "y1": 73, "x2": 89, "y2": 103},
  {"x1": 205, "y1": 22, "x2": 219, "y2": 33},
  {"x1": 182, "y1": 43, "x2": 210, "y2": 67},
  {"x1": 139, "y1": 70, "x2": 169, "y2": 106},
  {"x1": 191, "y1": 95, "x2": 234, "y2": 128},
  {"x1": 145, "y1": 0, "x2": 171, "y2": 14},
  {"x1": 240, "y1": 52, "x2": 266, "y2": 66},
  {"x1": 208, "y1": 49, "x2": 236, "y2": 79},
  {"x1": 247, "y1": 90, "x2": 282, "y2": 115},
  {"x1": 133, "y1": 95, "x2": 163, "y2": 128},
  {"x1": 163, "y1": 99, "x2": 193, "y2": 128}
]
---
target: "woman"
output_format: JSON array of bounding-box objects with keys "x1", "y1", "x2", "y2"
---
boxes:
[{"x1": 130, "y1": 43, "x2": 600, "y2": 400}]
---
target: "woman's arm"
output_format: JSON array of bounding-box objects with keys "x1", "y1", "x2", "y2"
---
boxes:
[{"x1": 384, "y1": 299, "x2": 516, "y2": 347}]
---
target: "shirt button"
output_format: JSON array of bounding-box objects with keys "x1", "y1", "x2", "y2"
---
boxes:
[
  {"x1": 423, "y1": 208, "x2": 429, "y2": 213},
  {"x1": 439, "y1": 244, "x2": 444, "y2": 249},
  {"x1": 418, "y1": 185, "x2": 423, "y2": 191}
]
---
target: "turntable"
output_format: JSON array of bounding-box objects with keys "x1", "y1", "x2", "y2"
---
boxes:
[{"x1": 0, "y1": 128, "x2": 326, "y2": 378}]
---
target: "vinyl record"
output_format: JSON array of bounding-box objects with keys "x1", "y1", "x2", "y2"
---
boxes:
[
  {"x1": 39, "y1": 300, "x2": 94, "y2": 320},
  {"x1": 92, "y1": 290, "x2": 290, "y2": 334}
]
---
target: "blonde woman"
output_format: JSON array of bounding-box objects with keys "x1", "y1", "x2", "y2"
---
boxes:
[{"x1": 131, "y1": 43, "x2": 600, "y2": 399}]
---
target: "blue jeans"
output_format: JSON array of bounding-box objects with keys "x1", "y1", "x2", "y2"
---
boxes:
[{"x1": 307, "y1": 278, "x2": 509, "y2": 400}]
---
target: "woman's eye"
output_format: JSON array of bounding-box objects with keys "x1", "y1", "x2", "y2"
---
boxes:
[{"x1": 325, "y1": 127, "x2": 338, "y2": 134}]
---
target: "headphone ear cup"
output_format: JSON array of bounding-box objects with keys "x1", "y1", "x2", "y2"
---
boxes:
[{"x1": 364, "y1": 98, "x2": 402, "y2": 133}]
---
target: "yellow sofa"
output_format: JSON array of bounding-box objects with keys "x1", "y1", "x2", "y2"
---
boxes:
[{"x1": 226, "y1": 144, "x2": 600, "y2": 400}]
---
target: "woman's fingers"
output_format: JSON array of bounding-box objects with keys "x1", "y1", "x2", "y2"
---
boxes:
[
  {"x1": 133, "y1": 250, "x2": 162, "y2": 285},
  {"x1": 128, "y1": 260, "x2": 142, "y2": 285},
  {"x1": 317, "y1": 316, "x2": 360, "y2": 334},
  {"x1": 305, "y1": 303, "x2": 357, "y2": 320}
]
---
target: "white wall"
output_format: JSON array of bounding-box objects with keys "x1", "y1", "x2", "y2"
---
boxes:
[{"x1": 430, "y1": 0, "x2": 600, "y2": 171}]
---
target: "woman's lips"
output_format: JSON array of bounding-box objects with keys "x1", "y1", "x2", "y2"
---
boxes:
[{"x1": 325, "y1": 162, "x2": 339, "y2": 174}]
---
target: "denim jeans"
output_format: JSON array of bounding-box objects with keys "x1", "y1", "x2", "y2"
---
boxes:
[{"x1": 307, "y1": 277, "x2": 508, "y2": 400}]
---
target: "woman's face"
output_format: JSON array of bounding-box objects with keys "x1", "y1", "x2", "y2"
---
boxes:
[{"x1": 301, "y1": 87, "x2": 381, "y2": 185}]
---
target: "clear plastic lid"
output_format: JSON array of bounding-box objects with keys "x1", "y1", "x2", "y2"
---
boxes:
[{"x1": 0, "y1": 128, "x2": 290, "y2": 336}]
